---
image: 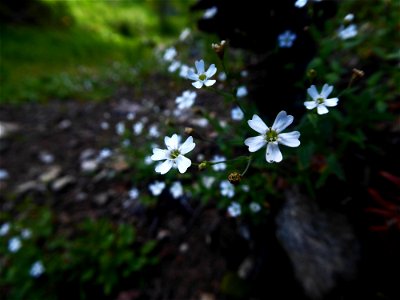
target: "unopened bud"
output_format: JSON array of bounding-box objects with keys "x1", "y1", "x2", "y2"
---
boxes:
[
  {"x1": 185, "y1": 127, "x2": 194, "y2": 135},
  {"x1": 212, "y1": 40, "x2": 227, "y2": 60},
  {"x1": 307, "y1": 69, "x2": 317, "y2": 79},
  {"x1": 198, "y1": 161, "x2": 209, "y2": 171},
  {"x1": 228, "y1": 172, "x2": 241, "y2": 185},
  {"x1": 352, "y1": 68, "x2": 365, "y2": 79}
]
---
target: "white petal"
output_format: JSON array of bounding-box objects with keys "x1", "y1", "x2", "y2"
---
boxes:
[
  {"x1": 176, "y1": 155, "x2": 191, "y2": 173},
  {"x1": 317, "y1": 105, "x2": 329, "y2": 115},
  {"x1": 195, "y1": 60, "x2": 205, "y2": 74},
  {"x1": 279, "y1": 131, "x2": 300, "y2": 147},
  {"x1": 205, "y1": 64, "x2": 217, "y2": 78},
  {"x1": 244, "y1": 136, "x2": 266, "y2": 152},
  {"x1": 187, "y1": 70, "x2": 199, "y2": 81},
  {"x1": 272, "y1": 111, "x2": 293, "y2": 133},
  {"x1": 248, "y1": 114, "x2": 268, "y2": 134},
  {"x1": 321, "y1": 84, "x2": 333, "y2": 98},
  {"x1": 304, "y1": 100, "x2": 317, "y2": 110},
  {"x1": 155, "y1": 160, "x2": 173, "y2": 174},
  {"x1": 192, "y1": 81, "x2": 203, "y2": 89},
  {"x1": 307, "y1": 85, "x2": 319, "y2": 100},
  {"x1": 324, "y1": 97, "x2": 339, "y2": 107},
  {"x1": 266, "y1": 143, "x2": 283, "y2": 163},
  {"x1": 179, "y1": 136, "x2": 195, "y2": 155},
  {"x1": 204, "y1": 79, "x2": 216, "y2": 86},
  {"x1": 151, "y1": 148, "x2": 169, "y2": 161},
  {"x1": 165, "y1": 134, "x2": 179, "y2": 149}
]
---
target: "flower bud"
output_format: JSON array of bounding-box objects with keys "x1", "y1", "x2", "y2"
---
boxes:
[
  {"x1": 228, "y1": 172, "x2": 241, "y2": 185},
  {"x1": 211, "y1": 40, "x2": 227, "y2": 60},
  {"x1": 307, "y1": 69, "x2": 317, "y2": 80},
  {"x1": 184, "y1": 127, "x2": 194, "y2": 135},
  {"x1": 198, "y1": 161, "x2": 209, "y2": 171},
  {"x1": 352, "y1": 68, "x2": 365, "y2": 79}
]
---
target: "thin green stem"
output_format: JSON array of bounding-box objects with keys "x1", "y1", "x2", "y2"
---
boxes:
[{"x1": 241, "y1": 155, "x2": 253, "y2": 177}]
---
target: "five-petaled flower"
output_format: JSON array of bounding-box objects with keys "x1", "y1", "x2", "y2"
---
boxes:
[
  {"x1": 278, "y1": 30, "x2": 297, "y2": 48},
  {"x1": 244, "y1": 111, "x2": 300, "y2": 163},
  {"x1": 187, "y1": 60, "x2": 217, "y2": 89},
  {"x1": 151, "y1": 134, "x2": 195, "y2": 174},
  {"x1": 304, "y1": 84, "x2": 339, "y2": 115}
]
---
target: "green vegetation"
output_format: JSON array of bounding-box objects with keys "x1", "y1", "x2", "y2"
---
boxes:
[{"x1": 0, "y1": 0, "x2": 193, "y2": 103}]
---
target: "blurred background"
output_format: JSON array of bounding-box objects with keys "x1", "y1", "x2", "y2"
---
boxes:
[{"x1": 0, "y1": 0, "x2": 399, "y2": 299}]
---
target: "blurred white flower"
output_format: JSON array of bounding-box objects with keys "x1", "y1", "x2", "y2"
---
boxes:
[
  {"x1": 149, "y1": 181, "x2": 166, "y2": 196},
  {"x1": 100, "y1": 121, "x2": 109, "y2": 130},
  {"x1": 168, "y1": 60, "x2": 181, "y2": 73},
  {"x1": 187, "y1": 60, "x2": 217, "y2": 89},
  {"x1": 151, "y1": 134, "x2": 195, "y2": 174},
  {"x1": 236, "y1": 86, "x2": 248, "y2": 98},
  {"x1": 179, "y1": 64, "x2": 193, "y2": 78},
  {"x1": 148, "y1": 125, "x2": 160, "y2": 138},
  {"x1": 344, "y1": 13, "x2": 354, "y2": 22},
  {"x1": 244, "y1": 111, "x2": 300, "y2": 163},
  {"x1": 39, "y1": 151, "x2": 54, "y2": 164},
  {"x1": 338, "y1": 24, "x2": 358, "y2": 40},
  {"x1": 220, "y1": 180, "x2": 235, "y2": 198},
  {"x1": 231, "y1": 107, "x2": 244, "y2": 121},
  {"x1": 133, "y1": 122, "x2": 144, "y2": 135},
  {"x1": 116, "y1": 122, "x2": 125, "y2": 135},
  {"x1": 144, "y1": 155, "x2": 153, "y2": 165},
  {"x1": 21, "y1": 229, "x2": 32, "y2": 239},
  {"x1": 241, "y1": 184, "x2": 250, "y2": 192},
  {"x1": 176, "y1": 90, "x2": 197, "y2": 110},
  {"x1": 202, "y1": 176, "x2": 215, "y2": 189},
  {"x1": 179, "y1": 28, "x2": 191, "y2": 41},
  {"x1": 212, "y1": 155, "x2": 226, "y2": 171},
  {"x1": 203, "y1": 6, "x2": 217, "y2": 19},
  {"x1": 0, "y1": 169, "x2": 9, "y2": 181},
  {"x1": 98, "y1": 148, "x2": 112, "y2": 161},
  {"x1": 295, "y1": 0, "x2": 307, "y2": 8},
  {"x1": 163, "y1": 47, "x2": 177, "y2": 62},
  {"x1": 0, "y1": 223, "x2": 10, "y2": 236},
  {"x1": 249, "y1": 202, "x2": 261, "y2": 213},
  {"x1": 278, "y1": 30, "x2": 297, "y2": 48},
  {"x1": 127, "y1": 112, "x2": 135, "y2": 120},
  {"x1": 191, "y1": 118, "x2": 209, "y2": 128},
  {"x1": 29, "y1": 261, "x2": 45, "y2": 278},
  {"x1": 304, "y1": 84, "x2": 339, "y2": 114},
  {"x1": 240, "y1": 70, "x2": 248, "y2": 77},
  {"x1": 128, "y1": 188, "x2": 139, "y2": 200},
  {"x1": 228, "y1": 202, "x2": 241, "y2": 217},
  {"x1": 8, "y1": 237, "x2": 22, "y2": 253},
  {"x1": 218, "y1": 72, "x2": 227, "y2": 81},
  {"x1": 170, "y1": 181, "x2": 183, "y2": 199}
]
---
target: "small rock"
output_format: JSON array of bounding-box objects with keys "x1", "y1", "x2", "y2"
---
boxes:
[
  {"x1": 52, "y1": 176, "x2": 76, "y2": 192},
  {"x1": 0, "y1": 121, "x2": 19, "y2": 139},
  {"x1": 81, "y1": 160, "x2": 99, "y2": 173},
  {"x1": 39, "y1": 166, "x2": 62, "y2": 183},
  {"x1": 156, "y1": 229, "x2": 170, "y2": 240},
  {"x1": 58, "y1": 119, "x2": 72, "y2": 130},
  {"x1": 93, "y1": 192, "x2": 109, "y2": 206},
  {"x1": 15, "y1": 181, "x2": 46, "y2": 195},
  {"x1": 237, "y1": 257, "x2": 254, "y2": 279}
]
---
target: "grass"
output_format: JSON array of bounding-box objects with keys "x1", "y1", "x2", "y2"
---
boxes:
[{"x1": 0, "y1": 0, "x2": 192, "y2": 104}]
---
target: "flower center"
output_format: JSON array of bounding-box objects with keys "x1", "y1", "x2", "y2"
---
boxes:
[
  {"x1": 170, "y1": 149, "x2": 180, "y2": 159},
  {"x1": 265, "y1": 129, "x2": 278, "y2": 142},
  {"x1": 199, "y1": 73, "x2": 207, "y2": 81},
  {"x1": 317, "y1": 97, "x2": 325, "y2": 104}
]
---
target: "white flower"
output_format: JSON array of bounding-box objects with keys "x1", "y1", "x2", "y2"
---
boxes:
[
  {"x1": 179, "y1": 28, "x2": 191, "y2": 41},
  {"x1": 211, "y1": 155, "x2": 226, "y2": 171},
  {"x1": 218, "y1": 72, "x2": 227, "y2": 81},
  {"x1": 170, "y1": 181, "x2": 183, "y2": 199},
  {"x1": 148, "y1": 125, "x2": 160, "y2": 138},
  {"x1": 128, "y1": 188, "x2": 139, "y2": 200},
  {"x1": 0, "y1": 169, "x2": 10, "y2": 181},
  {"x1": 241, "y1": 185, "x2": 250, "y2": 192},
  {"x1": 133, "y1": 122, "x2": 144, "y2": 135},
  {"x1": 344, "y1": 13, "x2": 354, "y2": 22},
  {"x1": 127, "y1": 112, "x2": 135, "y2": 120},
  {"x1": 179, "y1": 65, "x2": 193, "y2": 78},
  {"x1": 0, "y1": 223, "x2": 10, "y2": 236},
  {"x1": 249, "y1": 202, "x2": 261, "y2": 213},
  {"x1": 191, "y1": 118, "x2": 209, "y2": 128},
  {"x1": 122, "y1": 139, "x2": 131, "y2": 147},
  {"x1": 29, "y1": 261, "x2": 45, "y2": 278},
  {"x1": 8, "y1": 237, "x2": 22, "y2": 253},
  {"x1": 163, "y1": 47, "x2": 177, "y2": 62},
  {"x1": 220, "y1": 180, "x2": 235, "y2": 198},
  {"x1": 244, "y1": 111, "x2": 300, "y2": 163},
  {"x1": 21, "y1": 229, "x2": 32, "y2": 239},
  {"x1": 176, "y1": 90, "x2": 197, "y2": 110},
  {"x1": 338, "y1": 24, "x2": 358, "y2": 40},
  {"x1": 295, "y1": 0, "x2": 308, "y2": 8},
  {"x1": 231, "y1": 107, "x2": 244, "y2": 121},
  {"x1": 228, "y1": 202, "x2": 241, "y2": 217},
  {"x1": 202, "y1": 176, "x2": 215, "y2": 189},
  {"x1": 98, "y1": 148, "x2": 112, "y2": 161},
  {"x1": 116, "y1": 122, "x2": 125, "y2": 135},
  {"x1": 240, "y1": 70, "x2": 248, "y2": 77},
  {"x1": 168, "y1": 60, "x2": 181, "y2": 73},
  {"x1": 236, "y1": 86, "x2": 248, "y2": 98},
  {"x1": 278, "y1": 30, "x2": 297, "y2": 48},
  {"x1": 187, "y1": 60, "x2": 217, "y2": 89},
  {"x1": 203, "y1": 6, "x2": 217, "y2": 19},
  {"x1": 144, "y1": 155, "x2": 153, "y2": 165},
  {"x1": 304, "y1": 84, "x2": 339, "y2": 115},
  {"x1": 149, "y1": 181, "x2": 166, "y2": 196},
  {"x1": 151, "y1": 134, "x2": 195, "y2": 174},
  {"x1": 100, "y1": 121, "x2": 109, "y2": 130}
]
